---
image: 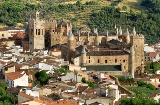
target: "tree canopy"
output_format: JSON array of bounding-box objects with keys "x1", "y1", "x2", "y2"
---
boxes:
[
  {"x1": 0, "y1": 83, "x2": 15, "y2": 105},
  {"x1": 120, "y1": 93, "x2": 158, "y2": 105},
  {"x1": 35, "y1": 70, "x2": 50, "y2": 85}
]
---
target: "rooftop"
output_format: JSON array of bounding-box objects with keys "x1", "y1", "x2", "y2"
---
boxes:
[{"x1": 6, "y1": 71, "x2": 26, "y2": 80}]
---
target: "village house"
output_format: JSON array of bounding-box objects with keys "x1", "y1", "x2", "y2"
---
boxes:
[
  {"x1": 5, "y1": 71, "x2": 28, "y2": 87},
  {"x1": 0, "y1": 28, "x2": 8, "y2": 39}
]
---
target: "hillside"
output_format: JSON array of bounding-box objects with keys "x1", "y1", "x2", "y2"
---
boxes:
[{"x1": 0, "y1": 0, "x2": 159, "y2": 44}]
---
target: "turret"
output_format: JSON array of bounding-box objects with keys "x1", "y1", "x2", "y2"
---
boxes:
[
  {"x1": 67, "y1": 30, "x2": 75, "y2": 62},
  {"x1": 119, "y1": 26, "x2": 122, "y2": 35},
  {"x1": 87, "y1": 32, "x2": 90, "y2": 42},
  {"x1": 116, "y1": 28, "x2": 119, "y2": 35},
  {"x1": 35, "y1": 11, "x2": 40, "y2": 20},
  {"x1": 125, "y1": 28, "x2": 130, "y2": 44},
  {"x1": 81, "y1": 46, "x2": 87, "y2": 66},
  {"x1": 94, "y1": 28, "x2": 99, "y2": 45},
  {"x1": 133, "y1": 27, "x2": 136, "y2": 35},
  {"x1": 130, "y1": 46, "x2": 135, "y2": 78}
]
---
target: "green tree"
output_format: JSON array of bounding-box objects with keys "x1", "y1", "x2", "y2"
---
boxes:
[
  {"x1": 145, "y1": 62, "x2": 151, "y2": 73},
  {"x1": 35, "y1": 70, "x2": 50, "y2": 85},
  {"x1": 152, "y1": 62, "x2": 159, "y2": 73},
  {"x1": 81, "y1": 77, "x2": 86, "y2": 83}
]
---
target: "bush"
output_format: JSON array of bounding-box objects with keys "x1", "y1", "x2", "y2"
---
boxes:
[
  {"x1": 137, "y1": 80, "x2": 155, "y2": 90},
  {"x1": 137, "y1": 80, "x2": 147, "y2": 87}
]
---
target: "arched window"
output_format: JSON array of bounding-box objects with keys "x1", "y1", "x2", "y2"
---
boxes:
[{"x1": 98, "y1": 59, "x2": 100, "y2": 63}]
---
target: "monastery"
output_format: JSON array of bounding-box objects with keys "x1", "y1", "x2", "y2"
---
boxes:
[{"x1": 22, "y1": 11, "x2": 145, "y2": 77}]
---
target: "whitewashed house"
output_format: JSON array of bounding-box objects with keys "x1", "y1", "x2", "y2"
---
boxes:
[
  {"x1": 144, "y1": 44, "x2": 155, "y2": 53},
  {"x1": 61, "y1": 72, "x2": 82, "y2": 82},
  {"x1": 20, "y1": 86, "x2": 40, "y2": 97},
  {"x1": 108, "y1": 84, "x2": 120, "y2": 103},
  {"x1": 5, "y1": 71, "x2": 28, "y2": 87},
  {"x1": 156, "y1": 70, "x2": 160, "y2": 74},
  {"x1": 34, "y1": 62, "x2": 53, "y2": 71},
  {"x1": 148, "y1": 52, "x2": 160, "y2": 62}
]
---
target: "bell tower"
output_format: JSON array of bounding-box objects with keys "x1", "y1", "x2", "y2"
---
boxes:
[{"x1": 29, "y1": 11, "x2": 45, "y2": 50}]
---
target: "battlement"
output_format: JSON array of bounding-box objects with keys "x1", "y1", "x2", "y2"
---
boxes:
[
  {"x1": 51, "y1": 32, "x2": 62, "y2": 35},
  {"x1": 45, "y1": 19, "x2": 57, "y2": 23},
  {"x1": 130, "y1": 34, "x2": 144, "y2": 38}
]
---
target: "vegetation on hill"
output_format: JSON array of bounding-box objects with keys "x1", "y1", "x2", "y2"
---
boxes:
[
  {"x1": 120, "y1": 93, "x2": 159, "y2": 105},
  {"x1": 0, "y1": 0, "x2": 159, "y2": 44}
]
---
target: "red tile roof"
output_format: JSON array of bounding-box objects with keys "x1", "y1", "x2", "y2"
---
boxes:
[
  {"x1": 18, "y1": 92, "x2": 33, "y2": 100},
  {"x1": 149, "y1": 52, "x2": 157, "y2": 57},
  {"x1": 6, "y1": 71, "x2": 25, "y2": 80},
  {"x1": 12, "y1": 32, "x2": 25, "y2": 40}
]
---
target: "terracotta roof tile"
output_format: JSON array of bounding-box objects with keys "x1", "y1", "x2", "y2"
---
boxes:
[
  {"x1": 149, "y1": 52, "x2": 157, "y2": 57},
  {"x1": 12, "y1": 32, "x2": 25, "y2": 40},
  {"x1": 18, "y1": 92, "x2": 33, "y2": 100},
  {"x1": 6, "y1": 71, "x2": 25, "y2": 80}
]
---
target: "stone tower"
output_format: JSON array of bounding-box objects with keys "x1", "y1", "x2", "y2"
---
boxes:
[
  {"x1": 81, "y1": 46, "x2": 87, "y2": 66},
  {"x1": 130, "y1": 27, "x2": 144, "y2": 73},
  {"x1": 67, "y1": 30, "x2": 75, "y2": 62},
  {"x1": 28, "y1": 11, "x2": 45, "y2": 50},
  {"x1": 130, "y1": 46, "x2": 135, "y2": 78}
]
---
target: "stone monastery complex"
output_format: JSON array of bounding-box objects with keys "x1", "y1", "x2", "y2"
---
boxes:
[{"x1": 22, "y1": 11, "x2": 145, "y2": 77}]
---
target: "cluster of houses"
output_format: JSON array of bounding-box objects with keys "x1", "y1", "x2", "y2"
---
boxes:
[
  {"x1": 144, "y1": 43, "x2": 160, "y2": 62},
  {"x1": 1, "y1": 28, "x2": 160, "y2": 105},
  {"x1": 0, "y1": 28, "x2": 124, "y2": 105}
]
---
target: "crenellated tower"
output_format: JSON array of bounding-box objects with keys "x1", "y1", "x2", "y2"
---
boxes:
[
  {"x1": 28, "y1": 11, "x2": 45, "y2": 50},
  {"x1": 130, "y1": 27, "x2": 144, "y2": 73},
  {"x1": 67, "y1": 30, "x2": 75, "y2": 62}
]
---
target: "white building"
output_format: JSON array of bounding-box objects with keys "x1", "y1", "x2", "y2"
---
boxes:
[
  {"x1": 34, "y1": 62, "x2": 53, "y2": 71},
  {"x1": 21, "y1": 86, "x2": 40, "y2": 97},
  {"x1": 144, "y1": 44, "x2": 155, "y2": 53},
  {"x1": 5, "y1": 71, "x2": 28, "y2": 87}
]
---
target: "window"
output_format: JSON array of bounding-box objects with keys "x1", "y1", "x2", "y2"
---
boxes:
[
  {"x1": 123, "y1": 60, "x2": 125, "y2": 62},
  {"x1": 105, "y1": 60, "x2": 107, "y2": 63},
  {"x1": 89, "y1": 60, "x2": 90, "y2": 63},
  {"x1": 38, "y1": 29, "x2": 40, "y2": 35},
  {"x1": 89, "y1": 56, "x2": 90, "y2": 59},
  {"x1": 2, "y1": 34, "x2": 4, "y2": 37},
  {"x1": 31, "y1": 29, "x2": 33, "y2": 35},
  {"x1": 115, "y1": 59, "x2": 117, "y2": 63},
  {"x1": 124, "y1": 66, "x2": 126, "y2": 69},
  {"x1": 36, "y1": 29, "x2": 37, "y2": 35},
  {"x1": 98, "y1": 59, "x2": 100, "y2": 63}
]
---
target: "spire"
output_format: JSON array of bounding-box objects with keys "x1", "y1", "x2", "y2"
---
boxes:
[
  {"x1": 126, "y1": 28, "x2": 129, "y2": 35},
  {"x1": 133, "y1": 27, "x2": 136, "y2": 35},
  {"x1": 119, "y1": 26, "x2": 122, "y2": 35},
  {"x1": 94, "y1": 28, "x2": 98, "y2": 36},
  {"x1": 114, "y1": 24, "x2": 117, "y2": 29},
  {"x1": 68, "y1": 30, "x2": 73, "y2": 36},
  {"x1": 35, "y1": 11, "x2": 40, "y2": 20},
  {"x1": 81, "y1": 46, "x2": 87, "y2": 54},
  {"x1": 106, "y1": 30, "x2": 108, "y2": 36},
  {"x1": 116, "y1": 28, "x2": 118, "y2": 35}
]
